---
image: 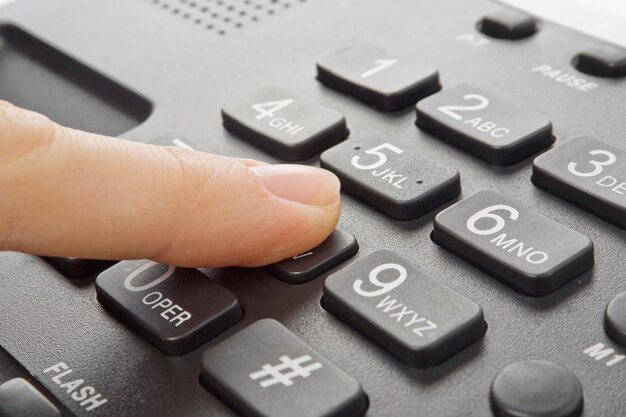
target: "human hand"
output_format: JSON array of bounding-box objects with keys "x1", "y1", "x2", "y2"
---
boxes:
[{"x1": 0, "y1": 101, "x2": 341, "y2": 267}]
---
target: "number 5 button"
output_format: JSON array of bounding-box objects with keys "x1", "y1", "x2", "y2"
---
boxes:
[
  {"x1": 317, "y1": 43, "x2": 440, "y2": 111},
  {"x1": 320, "y1": 131, "x2": 460, "y2": 220},
  {"x1": 222, "y1": 86, "x2": 348, "y2": 161},
  {"x1": 323, "y1": 250, "x2": 486, "y2": 368},
  {"x1": 533, "y1": 137, "x2": 626, "y2": 229},
  {"x1": 433, "y1": 190, "x2": 594, "y2": 296},
  {"x1": 416, "y1": 85, "x2": 553, "y2": 165}
]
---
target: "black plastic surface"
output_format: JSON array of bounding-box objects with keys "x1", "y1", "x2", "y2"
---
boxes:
[
  {"x1": 0, "y1": 0, "x2": 625, "y2": 416},
  {"x1": 0, "y1": 24, "x2": 151, "y2": 136}
]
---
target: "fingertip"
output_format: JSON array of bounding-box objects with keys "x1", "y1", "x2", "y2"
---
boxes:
[{"x1": 249, "y1": 164, "x2": 341, "y2": 207}]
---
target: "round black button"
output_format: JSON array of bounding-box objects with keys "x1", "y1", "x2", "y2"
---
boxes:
[
  {"x1": 573, "y1": 46, "x2": 626, "y2": 78},
  {"x1": 490, "y1": 360, "x2": 583, "y2": 417},
  {"x1": 478, "y1": 9, "x2": 538, "y2": 40},
  {"x1": 605, "y1": 291, "x2": 626, "y2": 346}
]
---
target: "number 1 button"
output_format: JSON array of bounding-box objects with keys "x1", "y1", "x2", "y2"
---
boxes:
[
  {"x1": 317, "y1": 43, "x2": 440, "y2": 111},
  {"x1": 416, "y1": 85, "x2": 553, "y2": 165},
  {"x1": 321, "y1": 131, "x2": 460, "y2": 220},
  {"x1": 222, "y1": 86, "x2": 348, "y2": 161}
]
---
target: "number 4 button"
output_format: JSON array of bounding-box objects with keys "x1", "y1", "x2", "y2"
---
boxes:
[
  {"x1": 416, "y1": 84, "x2": 553, "y2": 165},
  {"x1": 317, "y1": 43, "x2": 441, "y2": 111},
  {"x1": 222, "y1": 86, "x2": 349, "y2": 161}
]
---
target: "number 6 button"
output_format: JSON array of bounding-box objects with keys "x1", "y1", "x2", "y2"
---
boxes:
[
  {"x1": 433, "y1": 190, "x2": 594, "y2": 296},
  {"x1": 416, "y1": 85, "x2": 553, "y2": 165},
  {"x1": 317, "y1": 43, "x2": 441, "y2": 111},
  {"x1": 320, "y1": 131, "x2": 460, "y2": 220},
  {"x1": 533, "y1": 137, "x2": 626, "y2": 228},
  {"x1": 323, "y1": 250, "x2": 486, "y2": 368}
]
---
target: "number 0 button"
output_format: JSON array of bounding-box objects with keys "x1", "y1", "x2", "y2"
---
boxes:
[
  {"x1": 433, "y1": 190, "x2": 594, "y2": 296},
  {"x1": 320, "y1": 131, "x2": 460, "y2": 220},
  {"x1": 416, "y1": 85, "x2": 553, "y2": 165},
  {"x1": 323, "y1": 250, "x2": 486, "y2": 368},
  {"x1": 317, "y1": 43, "x2": 440, "y2": 111},
  {"x1": 222, "y1": 86, "x2": 348, "y2": 161},
  {"x1": 96, "y1": 260, "x2": 243, "y2": 355}
]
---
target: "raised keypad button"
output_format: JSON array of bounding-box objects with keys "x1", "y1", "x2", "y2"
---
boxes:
[
  {"x1": 44, "y1": 257, "x2": 115, "y2": 279},
  {"x1": 605, "y1": 291, "x2": 626, "y2": 346},
  {"x1": 148, "y1": 132, "x2": 211, "y2": 152},
  {"x1": 574, "y1": 45, "x2": 626, "y2": 78},
  {"x1": 317, "y1": 43, "x2": 440, "y2": 111},
  {"x1": 222, "y1": 86, "x2": 348, "y2": 161},
  {"x1": 433, "y1": 190, "x2": 594, "y2": 296},
  {"x1": 320, "y1": 131, "x2": 460, "y2": 220},
  {"x1": 0, "y1": 378, "x2": 61, "y2": 417},
  {"x1": 533, "y1": 137, "x2": 626, "y2": 228},
  {"x1": 416, "y1": 84, "x2": 553, "y2": 165},
  {"x1": 96, "y1": 260, "x2": 242, "y2": 355},
  {"x1": 266, "y1": 229, "x2": 359, "y2": 284},
  {"x1": 490, "y1": 361, "x2": 583, "y2": 417},
  {"x1": 201, "y1": 319, "x2": 368, "y2": 417},
  {"x1": 478, "y1": 9, "x2": 538, "y2": 40},
  {"x1": 323, "y1": 250, "x2": 485, "y2": 368}
]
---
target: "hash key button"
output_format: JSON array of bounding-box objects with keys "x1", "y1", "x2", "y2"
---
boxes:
[
  {"x1": 201, "y1": 319, "x2": 368, "y2": 417},
  {"x1": 96, "y1": 260, "x2": 242, "y2": 355},
  {"x1": 416, "y1": 84, "x2": 553, "y2": 165},
  {"x1": 433, "y1": 190, "x2": 594, "y2": 296},
  {"x1": 222, "y1": 86, "x2": 348, "y2": 161},
  {"x1": 532, "y1": 137, "x2": 626, "y2": 229},
  {"x1": 320, "y1": 131, "x2": 460, "y2": 220},
  {"x1": 317, "y1": 43, "x2": 440, "y2": 111},
  {"x1": 323, "y1": 250, "x2": 486, "y2": 368}
]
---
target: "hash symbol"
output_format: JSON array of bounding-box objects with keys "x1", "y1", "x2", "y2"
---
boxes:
[{"x1": 249, "y1": 355, "x2": 323, "y2": 388}]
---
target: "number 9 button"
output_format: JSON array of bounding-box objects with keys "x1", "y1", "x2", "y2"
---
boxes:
[
  {"x1": 323, "y1": 250, "x2": 486, "y2": 368},
  {"x1": 320, "y1": 131, "x2": 460, "y2": 220},
  {"x1": 533, "y1": 136, "x2": 626, "y2": 228},
  {"x1": 433, "y1": 190, "x2": 594, "y2": 296},
  {"x1": 416, "y1": 84, "x2": 553, "y2": 165}
]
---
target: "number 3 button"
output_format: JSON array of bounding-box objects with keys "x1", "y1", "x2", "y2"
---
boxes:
[
  {"x1": 416, "y1": 85, "x2": 553, "y2": 165},
  {"x1": 533, "y1": 137, "x2": 626, "y2": 228},
  {"x1": 320, "y1": 131, "x2": 460, "y2": 220}
]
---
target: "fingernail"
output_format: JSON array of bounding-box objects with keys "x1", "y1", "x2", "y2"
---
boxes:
[{"x1": 250, "y1": 164, "x2": 341, "y2": 206}]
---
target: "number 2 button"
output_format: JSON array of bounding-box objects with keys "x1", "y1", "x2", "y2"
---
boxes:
[
  {"x1": 320, "y1": 132, "x2": 460, "y2": 220},
  {"x1": 416, "y1": 85, "x2": 553, "y2": 165}
]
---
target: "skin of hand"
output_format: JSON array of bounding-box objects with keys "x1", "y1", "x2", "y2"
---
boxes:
[{"x1": 0, "y1": 100, "x2": 341, "y2": 267}]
